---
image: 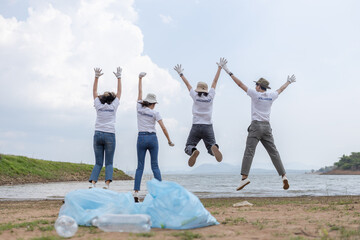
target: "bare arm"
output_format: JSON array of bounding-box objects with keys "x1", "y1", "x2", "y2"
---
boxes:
[
  {"x1": 116, "y1": 77, "x2": 121, "y2": 99},
  {"x1": 138, "y1": 77, "x2": 143, "y2": 101},
  {"x1": 211, "y1": 66, "x2": 222, "y2": 89},
  {"x1": 137, "y1": 72, "x2": 147, "y2": 101},
  {"x1": 230, "y1": 75, "x2": 248, "y2": 93},
  {"x1": 113, "y1": 67, "x2": 122, "y2": 99},
  {"x1": 93, "y1": 68, "x2": 103, "y2": 99},
  {"x1": 158, "y1": 120, "x2": 174, "y2": 146},
  {"x1": 218, "y1": 59, "x2": 248, "y2": 93},
  {"x1": 277, "y1": 74, "x2": 296, "y2": 95},
  {"x1": 180, "y1": 75, "x2": 192, "y2": 91},
  {"x1": 174, "y1": 64, "x2": 192, "y2": 91}
]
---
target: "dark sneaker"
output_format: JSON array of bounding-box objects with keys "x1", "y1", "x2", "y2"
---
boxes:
[
  {"x1": 236, "y1": 178, "x2": 250, "y2": 191},
  {"x1": 188, "y1": 149, "x2": 200, "y2": 167},
  {"x1": 211, "y1": 145, "x2": 223, "y2": 162},
  {"x1": 282, "y1": 176, "x2": 290, "y2": 190},
  {"x1": 133, "y1": 192, "x2": 139, "y2": 203}
]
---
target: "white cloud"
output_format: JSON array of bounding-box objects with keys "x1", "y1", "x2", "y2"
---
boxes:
[
  {"x1": 159, "y1": 14, "x2": 172, "y2": 24},
  {"x1": 0, "y1": 0, "x2": 182, "y2": 166}
]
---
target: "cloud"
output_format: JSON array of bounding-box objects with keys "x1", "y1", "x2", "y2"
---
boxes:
[
  {"x1": 0, "y1": 0, "x2": 181, "y2": 167},
  {"x1": 159, "y1": 14, "x2": 173, "y2": 24}
]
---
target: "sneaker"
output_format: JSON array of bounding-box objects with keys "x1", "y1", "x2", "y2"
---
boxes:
[
  {"x1": 188, "y1": 149, "x2": 200, "y2": 167},
  {"x1": 211, "y1": 145, "x2": 223, "y2": 162},
  {"x1": 282, "y1": 176, "x2": 290, "y2": 190},
  {"x1": 236, "y1": 178, "x2": 250, "y2": 191},
  {"x1": 103, "y1": 184, "x2": 109, "y2": 189},
  {"x1": 89, "y1": 183, "x2": 96, "y2": 189},
  {"x1": 133, "y1": 192, "x2": 139, "y2": 203}
]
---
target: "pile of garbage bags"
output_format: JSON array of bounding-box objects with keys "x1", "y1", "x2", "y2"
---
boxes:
[{"x1": 59, "y1": 179, "x2": 218, "y2": 229}]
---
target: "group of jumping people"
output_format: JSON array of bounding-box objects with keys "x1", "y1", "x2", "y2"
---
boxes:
[{"x1": 88, "y1": 58, "x2": 296, "y2": 202}]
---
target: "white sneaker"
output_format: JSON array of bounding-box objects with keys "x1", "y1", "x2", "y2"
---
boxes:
[
  {"x1": 103, "y1": 184, "x2": 109, "y2": 189},
  {"x1": 89, "y1": 183, "x2": 96, "y2": 189},
  {"x1": 236, "y1": 178, "x2": 250, "y2": 191},
  {"x1": 188, "y1": 149, "x2": 200, "y2": 167},
  {"x1": 211, "y1": 145, "x2": 223, "y2": 162},
  {"x1": 282, "y1": 176, "x2": 289, "y2": 190}
]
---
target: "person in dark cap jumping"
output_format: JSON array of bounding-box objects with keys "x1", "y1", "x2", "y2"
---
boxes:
[{"x1": 219, "y1": 58, "x2": 296, "y2": 191}]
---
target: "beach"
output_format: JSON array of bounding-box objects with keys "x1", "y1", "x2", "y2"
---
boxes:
[{"x1": 1, "y1": 196, "x2": 359, "y2": 240}]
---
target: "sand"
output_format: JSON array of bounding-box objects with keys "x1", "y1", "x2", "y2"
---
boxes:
[{"x1": 0, "y1": 196, "x2": 359, "y2": 240}]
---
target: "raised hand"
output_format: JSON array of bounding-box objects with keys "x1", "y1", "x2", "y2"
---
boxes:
[
  {"x1": 287, "y1": 74, "x2": 296, "y2": 83},
  {"x1": 139, "y1": 72, "x2": 147, "y2": 78},
  {"x1": 113, "y1": 67, "x2": 122, "y2": 79},
  {"x1": 174, "y1": 64, "x2": 184, "y2": 76},
  {"x1": 94, "y1": 68, "x2": 103, "y2": 78},
  {"x1": 216, "y1": 57, "x2": 228, "y2": 68}
]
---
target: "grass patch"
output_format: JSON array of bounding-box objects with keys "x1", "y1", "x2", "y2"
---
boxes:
[
  {"x1": 0, "y1": 154, "x2": 132, "y2": 185},
  {"x1": 171, "y1": 231, "x2": 202, "y2": 240},
  {"x1": 135, "y1": 232, "x2": 155, "y2": 237},
  {"x1": 0, "y1": 220, "x2": 52, "y2": 232},
  {"x1": 221, "y1": 217, "x2": 248, "y2": 225},
  {"x1": 30, "y1": 237, "x2": 62, "y2": 240}
]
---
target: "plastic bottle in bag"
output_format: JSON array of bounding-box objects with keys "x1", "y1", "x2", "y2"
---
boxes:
[
  {"x1": 55, "y1": 215, "x2": 78, "y2": 238},
  {"x1": 91, "y1": 214, "x2": 151, "y2": 233}
]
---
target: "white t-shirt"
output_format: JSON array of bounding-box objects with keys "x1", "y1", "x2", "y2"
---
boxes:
[
  {"x1": 94, "y1": 97, "x2": 120, "y2": 133},
  {"x1": 190, "y1": 88, "x2": 215, "y2": 124},
  {"x1": 247, "y1": 88, "x2": 278, "y2": 122},
  {"x1": 137, "y1": 101, "x2": 162, "y2": 133}
]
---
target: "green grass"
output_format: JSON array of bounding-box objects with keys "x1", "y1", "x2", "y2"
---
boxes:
[
  {"x1": 0, "y1": 220, "x2": 52, "y2": 232},
  {"x1": 171, "y1": 231, "x2": 202, "y2": 240},
  {"x1": 0, "y1": 154, "x2": 132, "y2": 185}
]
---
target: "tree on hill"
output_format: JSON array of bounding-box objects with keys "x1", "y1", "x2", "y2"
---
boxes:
[{"x1": 334, "y1": 152, "x2": 360, "y2": 171}]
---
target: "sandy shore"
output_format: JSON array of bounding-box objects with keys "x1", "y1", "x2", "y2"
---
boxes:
[{"x1": 0, "y1": 196, "x2": 359, "y2": 240}]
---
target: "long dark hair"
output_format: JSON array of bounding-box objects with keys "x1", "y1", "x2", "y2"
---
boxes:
[
  {"x1": 197, "y1": 92, "x2": 208, "y2": 97},
  {"x1": 99, "y1": 92, "x2": 116, "y2": 104},
  {"x1": 140, "y1": 101, "x2": 155, "y2": 108}
]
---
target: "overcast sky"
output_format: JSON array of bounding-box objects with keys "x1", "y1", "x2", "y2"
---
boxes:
[{"x1": 0, "y1": 0, "x2": 359, "y2": 174}]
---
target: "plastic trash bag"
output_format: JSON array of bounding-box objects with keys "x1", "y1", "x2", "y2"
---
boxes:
[
  {"x1": 58, "y1": 179, "x2": 218, "y2": 229},
  {"x1": 140, "y1": 179, "x2": 219, "y2": 229},
  {"x1": 59, "y1": 188, "x2": 137, "y2": 226}
]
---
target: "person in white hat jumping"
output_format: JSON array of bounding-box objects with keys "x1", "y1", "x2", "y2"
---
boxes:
[
  {"x1": 173, "y1": 59, "x2": 224, "y2": 167},
  {"x1": 218, "y1": 58, "x2": 296, "y2": 191},
  {"x1": 133, "y1": 72, "x2": 175, "y2": 202},
  {"x1": 89, "y1": 67, "x2": 122, "y2": 190}
]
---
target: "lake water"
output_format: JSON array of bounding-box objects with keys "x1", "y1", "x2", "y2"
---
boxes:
[{"x1": 0, "y1": 174, "x2": 359, "y2": 200}]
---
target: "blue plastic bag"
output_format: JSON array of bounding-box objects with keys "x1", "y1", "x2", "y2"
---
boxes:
[
  {"x1": 58, "y1": 179, "x2": 218, "y2": 229},
  {"x1": 140, "y1": 179, "x2": 218, "y2": 229},
  {"x1": 59, "y1": 188, "x2": 137, "y2": 226}
]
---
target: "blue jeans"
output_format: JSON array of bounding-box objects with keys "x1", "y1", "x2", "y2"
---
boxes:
[
  {"x1": 134, "y1": 132, "x2": 161, "y2": 191},
  {"x1": 89, "y1": 131, "x2": 116, "y2": 183}
]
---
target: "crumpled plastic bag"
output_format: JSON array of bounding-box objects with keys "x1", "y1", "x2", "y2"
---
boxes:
[
  {"x1": 141, "y1": 179, "x2": 219, "y2": 229},
  {"x1": 59, "y1": 188, "x2": 137, "y2": 226},
  {"x1": 58, "y1": 179, "x2": 218, "y2": 229}
]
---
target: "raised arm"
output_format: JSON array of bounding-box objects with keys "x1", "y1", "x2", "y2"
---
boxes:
[
  {"x1": 277, "y1": 74, "x2": 296, "y2": 94},
  {"x1": 174, "y1": 64, "x2": 192, "y2": 91},
  {"x1": 93, "y1": 68, "x2": 103, "y2": 99},
  {"x1": 218, "y1": 59, "x2": 248, "y2": 93},
  {"x1": 113, "y1": 67, "x2": 122, "y2": 99},
  {"x1": 158, "y1": 120, "x2": 175, "y2": 147},
  {"x1": 137, "y1": 72, "x2": 147, "y2": 101},
  {"x1": 211, "y1": 65, "x2": 222, "y2": 89}
]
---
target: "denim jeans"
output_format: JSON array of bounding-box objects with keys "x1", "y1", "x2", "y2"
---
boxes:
[
  {"x1": 241, "y1": 121, "x2": 286, "y2": 176},
  {"x1": 184, "y1": 124, "x2": 218, "y2": 156},
  {"x1": 134, "y1": 132, "x2": 161, "y2": 191},
  {"x1": 89, "y1": 131, "x2": 116, "y2": 183}
]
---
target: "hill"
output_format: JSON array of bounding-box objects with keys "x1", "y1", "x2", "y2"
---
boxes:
[{"x1": 0, "y1": 154, "x2": 132, "y2": 186}]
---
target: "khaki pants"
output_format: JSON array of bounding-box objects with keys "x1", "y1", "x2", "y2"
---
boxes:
[{"x1": 241, "y1": 121, "x2": 286, "y2": 176}]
